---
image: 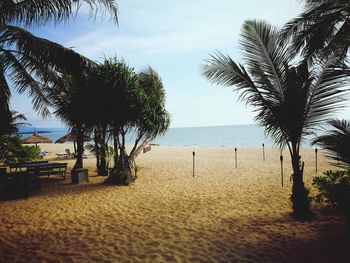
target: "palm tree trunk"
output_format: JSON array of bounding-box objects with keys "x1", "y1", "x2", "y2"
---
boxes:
[
  {"x1": 107, "y1": 129, "x2": 135, "y2": 185},
  {"x1": 73, "y1": 126, "x2": 84, "y2": 169},
  {"x1": 290, "y1": 149, "x2": 311, "y2": 219},
  {"x1": 94, "y1": 130, "x2": 101, "y2": 172},
  {"x1": 130, "y1": 138, "x2": 151, "y2": 161},
  {"x1": 113, "y1": 128, "x2": 119, "y2": 167},
  {"x1": 99, "y1": 126, "x2": 108, "y2": 176}
]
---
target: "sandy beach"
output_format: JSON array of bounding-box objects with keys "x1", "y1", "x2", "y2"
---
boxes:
[{"x1": 0, "y1": 144, "x2": 349, "y2": 263}]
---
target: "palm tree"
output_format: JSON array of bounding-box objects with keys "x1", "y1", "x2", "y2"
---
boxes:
[
  {"x1": 281, "y1": 0, "x2": 350, "y2": 61},
  {"x1": 0, "y1": 0, "x2": 118, "y2": 127},
  {"x1": 313, "y1": 119, "x2": 350, "y2": 172},
  {"x1": 129, "y1": 66, "x2": 170, "y2": 161},
  {"x1": 94, "y1": 58, "x2": 170, "y2": 185},
  {"x1": 202, "y1": 20, "x2": 349, "y2": 219},
  {"x1": 0, "y1": 110, "x2": 30, "y2": 136},
  {"x1": 46, "y1": 73, "x2": 93, "y2": 169}
]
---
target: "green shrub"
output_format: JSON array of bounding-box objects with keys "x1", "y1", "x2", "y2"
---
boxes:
[
  {"x1": 19, "y1": 145, "x2": 43, "y2": 163},
  {"x1": 313, "y1": 170, "x2": 350, "y2": 238},
  {"x1": 107, "y1": 168, "x2": 136, "y2": 185},
  {"x1": 313, "y1": 170, "x2": 350, "y2": 205},
  {"x1": 0, "y1": 135, "x2": 42, "y2": 165}
]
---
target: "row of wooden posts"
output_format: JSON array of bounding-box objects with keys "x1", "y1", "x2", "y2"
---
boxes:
[{"x1": 192, "y1": 144, "x2": 334, "y2": 187}]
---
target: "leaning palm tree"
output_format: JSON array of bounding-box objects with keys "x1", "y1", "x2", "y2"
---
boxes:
[
  {"x1": 0, "y1": 0, "x2": 118, "y2": 125},
  {"x1": 313, "y1": 119, "x2": 350, "y2": 173},
  {"x1": 281, "y1": 0, "x2": 350, "y2": 61},
  {"x1": 202, "y1": 20, "x2": 349, "y2": 219},
  {"x1": 129, "y1": 66, "x2": 171, "y2": 161}
]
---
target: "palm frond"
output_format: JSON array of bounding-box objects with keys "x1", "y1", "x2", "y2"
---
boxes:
[
  {"x1": 239, "y1": 20, "x2": 290, "y2": 95},
  {"x1": 1, "y1": 25, "x2": 96, "y2": 75},
  {"x1": 0, "y1": 55, "x2": 10, "y2": 101},
  {"x1": 2, "y1": 50, "x2": 51, "y2": 116},
  {"x1": 312, "y1": 119, "x2": 350, "y2": 172},
  {"x1": 305, "y1": 57, "x2": 349, "y2": 128},
  {"x1": 0, "y1": 25, "x2": 97, "y2": 117},
  {"x1": 281, "y1": 0, "x2": 350, "y2": 61},
  {"x1": 203, "y1": 19, "x2": 350, "y2": 155},
  {"x1": 0, "y1": 0, "x2": 118, "y2": 26}
]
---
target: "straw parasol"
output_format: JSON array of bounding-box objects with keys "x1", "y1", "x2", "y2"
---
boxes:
[
  {"x1": 55, "y1": 131, "x2": 91, "y2": 153},
  {"x1": 22, "y1": 132, "x2": 53, "y2": 147}
]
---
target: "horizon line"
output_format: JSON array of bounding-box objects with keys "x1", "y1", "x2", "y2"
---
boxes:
[{"x1": 20, "y1": 123, "x2": 258, "y2": 130}]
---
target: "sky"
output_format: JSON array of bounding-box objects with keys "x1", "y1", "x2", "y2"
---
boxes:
[{"x1": 10, "y1": 0, "x2": 348, "y2": 128}]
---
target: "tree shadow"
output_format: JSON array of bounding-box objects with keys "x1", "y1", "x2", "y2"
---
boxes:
[
  {"x1": 217, "y1": 210, "x2": 350, "y2": 263},
  {"x1": 0, "y1": 175, "x2": 115, "y2": 200}
]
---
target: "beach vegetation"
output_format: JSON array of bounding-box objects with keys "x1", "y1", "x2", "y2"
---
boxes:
[
  {"x1": 92, "y1": 58, "x2": 170, "y2": 185},
  {"x1": 202, "y1": 20, "x2": 349, "y2": 219},
  {"x1": 313, "y1": 170, "x2": 350, "y2": 237},
  {"x1": 45, "y1": 73, "x2": 93, "y2": 169},
  {"x1": 312, "y1": 119, "x2": 350, "y2": 236},
  {"x1": 0, "y1": 135, "x2": 42, "y2": 165},
  {"x1": 281, "y1": 0, "x2": 350, "y2": 63},
  {"x1": 312, "y1": 119, "x2": 350, "y2": 173},
  {"x1": 0, "y1": 0, "x2": 118, "y2": 134},
  {"x1": 93, "y1": 128, "x2": 111, "y2": 176},
  {"x1": 0, "y1": 110, "x2": 30, "y2": 136},
  {"x1": 0, "y1": 110, "x2": 39, "y2": 165}
]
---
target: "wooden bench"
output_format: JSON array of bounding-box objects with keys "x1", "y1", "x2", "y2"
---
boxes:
[
  {"x1": 8, "y1": 162, "x2": 67, "y2": 179},
  {"x1": 9, "y1": 161, "x2": 49, "y2": 172},
  {"x1": 28, "y1": 163, "x2": 68, "y2": 180}
]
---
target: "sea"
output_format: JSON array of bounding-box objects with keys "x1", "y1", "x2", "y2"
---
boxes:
[{"x1": 18, "y1": 124, "x2": 322, "y2": 148}]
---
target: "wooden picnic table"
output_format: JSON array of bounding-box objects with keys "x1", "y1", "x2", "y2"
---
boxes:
[
  {"x1": 9, "y1": 160, "x2": 48, "y2": 172},
  {"x1": 9, "y1": 162, "x2": 67, "y2": 179}
]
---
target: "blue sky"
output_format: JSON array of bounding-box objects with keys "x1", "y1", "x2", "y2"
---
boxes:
[{"x1": 10, "y1": 0, "x2": 348, "y2": 128}]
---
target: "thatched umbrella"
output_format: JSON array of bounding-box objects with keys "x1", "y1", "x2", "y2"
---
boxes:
[
  {"x1": 55, "y1": 132, "x2": 91, "y2": 153},
  {"x1": 22, "y1": 132, "x2": 53, "y2": 147}
]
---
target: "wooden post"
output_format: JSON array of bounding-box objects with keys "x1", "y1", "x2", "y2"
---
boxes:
[
  {"x1": 315, "y1": 148, "x2": 318, "y2": 173},
  {"x1": 280, "y1": 154, "x2": 284, "y2": 187},
  {"x1": 234, "y1": 148, "x2": 237, "y2": 168},
  {"x1": 192, "y1": 151, "x2": 195, "y2": 177},
  {"x1": 262, "y1": 143, "x2": 265, "y2": 161}
]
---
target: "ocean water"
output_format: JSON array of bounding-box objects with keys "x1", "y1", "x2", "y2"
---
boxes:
[
  {"x1": 18, "y1": 124, "x2": 320, "y2": 148},
  {"x1": 150, "y1": 125, "x2": 274, "y2": 147}
]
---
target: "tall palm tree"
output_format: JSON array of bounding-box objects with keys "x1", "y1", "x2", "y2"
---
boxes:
[
  {"x1": 46, "y1": 73, "x2": 93, "y2": 169},
  {"x1": 0, "y1": 0, "x2": 118, "y2": 125},
  {"x1": 281, "y1": 0, "x2": 350, "y2": 61},
  {"x1": 313, "y1": 119, "x2": 350, "y2": 172},
  {"x1": 202, "y1": 20, "x2": 349, "y2": 219},
  {"x1": 95, "y1": 59, "x2": 140, "y2": 184}
]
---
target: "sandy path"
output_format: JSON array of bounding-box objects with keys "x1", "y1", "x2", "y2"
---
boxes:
[{"x1": 0, "y1": 145, "x2": 349, "y2": 262}]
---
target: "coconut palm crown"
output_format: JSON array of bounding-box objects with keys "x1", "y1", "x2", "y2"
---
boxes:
[
  {"x1": 202, "y1": 20, "x2": 349, "y2": 219},
  {"x1": 281, "y1": 0, "x2": 350, "y2": 61}
]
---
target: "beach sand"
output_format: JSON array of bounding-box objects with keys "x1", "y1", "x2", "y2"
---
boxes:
[{"x1": 0, "y1": 144, "x2": 349, "y2": 262}]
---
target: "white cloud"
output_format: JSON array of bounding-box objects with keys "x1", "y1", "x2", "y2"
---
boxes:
[
  {"x1": 25, "y1": 0, "x2": 310, "y2": 128},
  {"x1": 65, "y1": 0, "x2": 303, "y2": 59},
  {"x1": 66, "y1": 26, "x2": 238, "y2": 58}
]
